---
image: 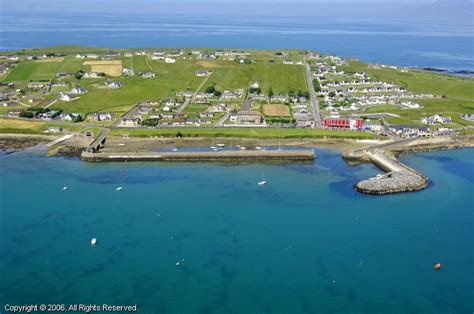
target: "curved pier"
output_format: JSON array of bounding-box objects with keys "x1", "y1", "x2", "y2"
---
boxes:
[{"x1": 344, "y1": 148, "x2": 429, "y2": 195}]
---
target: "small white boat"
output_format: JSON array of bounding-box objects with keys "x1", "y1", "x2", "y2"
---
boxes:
[
  {"x1": 239, "y1": 146, "x2": 247, "y2": 150},
  {"x1": 62, "y1": 186, "x2": 68, "y2": 191},
  {"x1": 216, "y1": 143, "x2": 225, "y2": 148},
  {"x1": 255, "y1": 146, "x2": 262, "y2": 150},
  {"x1": 118, "y1": 143, "x2": 125, "y2": 146},
  {"x1": 212, "y1": 148, "x2": 219, "y2": 151},
  {"x1": 172, "y1": 148, "x2": 178, "y2": 152},
  {"x1": 116, "y1": 187, "x2": 123, "y2": 191},
  {"x1": 236, "y1": 144, "x2": 241, "y2": 148},
  {"x1": 90, "y1": 238, "x2": 97, "y2": 246},
  {"x1": 210, "y1": 146, "x2": 216, "y2": 150},
  {"x1": 258, "y1": 172, "x2": 267, "y2": 186}
]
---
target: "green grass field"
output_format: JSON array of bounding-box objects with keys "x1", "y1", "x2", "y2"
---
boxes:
[
  {"x1": 204, "y1": 62, "x2": 307, "y2": 95},
  {"x1": 0, "y1": 118, "x2": 85, "y2": 135},
  {"x1": 3, "y1": 63, "x2": 40, "y2": 83},
  {"x1": 132, "y1": 56, "x2": 151, "y2": 73},
  {"x1": 111, "y1": 127, "x2": 377, "y2": 139},
  {"x1": 184, "y1": 104, "x2": 209, "y2": 113}
]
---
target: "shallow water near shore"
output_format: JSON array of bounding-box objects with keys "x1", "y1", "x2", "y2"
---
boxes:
[{"x1": 0, "y1": 148, "x2": 473, "y2": 313}]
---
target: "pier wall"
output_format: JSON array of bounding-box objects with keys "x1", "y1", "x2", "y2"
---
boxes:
[{"x1": 81, "y1": 150, "x2": 315, "y2": 162}]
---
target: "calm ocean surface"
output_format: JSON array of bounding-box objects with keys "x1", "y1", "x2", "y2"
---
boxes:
[
  {"x1": 0, "y1": 148, "x2": 473, "y2": 313},
  {"x1": 1, "y1": 12, "x2": 473, "y2": 71}
]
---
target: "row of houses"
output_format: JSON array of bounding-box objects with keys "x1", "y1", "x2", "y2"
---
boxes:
[
  {"x1": 421, "y1": 115, "x2": 452, "y2": 125},
  {"x1": 283, "y1": 60, "x2": 303, "y2": 65},
  {"x1": 88, "y1": 112, "x2": 116, "y2": 122}
]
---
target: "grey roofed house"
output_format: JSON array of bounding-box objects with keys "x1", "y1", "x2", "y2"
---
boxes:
[
  {"x1": 461, "y1": 113, "x2": 474, "y2": 121},
  {"x1": 56, "y1": 72, "x2": 69, "y2": 78},
  {"x1": 105, "y1": 81, "x2": 123, "y2": 88},
  {"x1": 196, "y1": 69, "x2": 210, "y2": 76},
  {"x1": 142, "y1": 71, "x2": 155, "y2": 78},
  {"x1": 2, "y1": 100, "x2": 18, "y2": 107}
]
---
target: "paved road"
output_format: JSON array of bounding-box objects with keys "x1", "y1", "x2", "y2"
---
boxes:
[
  {"x1": 178, "y1": 73, "x2": 213, "y2": 113},
  {"x1": 214, "y1": 105, "x2": 234, "y2": 127},
  {"x1": 241, "y1": 96, "x2": 252, "y2": 111},
  {"x1": 303, "y1": 59, "x2": 322, "y2": 127}
]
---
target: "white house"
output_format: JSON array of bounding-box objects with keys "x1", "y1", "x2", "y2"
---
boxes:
[
  {"x1": 88, "y1": 112, "x2": 116, "y2": 121},
  {"x1": 85, "y1": 54, "x2": 98, "y2": 59},
  {"x1": 71, "y1": 87, "x2": 86, "y2": 94},
  {"x1": 142, "y1": 71, "x2": 155, "y2": 78},
  {"x1": 59, "y1": 92, "x2": 79, "y2": 102},
  {"x1": 165, "y1": 58, "x2": 176, "y2": 63},
  {"x1": 59, "y1": 113, "x2": 81, "y2": 122},
  {"x1": 119, "y1": 117, "x2": 141, "y2": 127},
  {"x1": 122, "y1": 68, "x2": 134, "y2": 76},
  {"x1": 83, "y1": 72, "x2": 100, "y2": 78},
  {"x1": 105, "y1": 81, "x2": 123, "y2": 88},
  {"x1": 250, "y1": 82, "x2": 260, "y2": 89},
  {"x1": 421, "y1": 114, "x2": 452, "y2": 125}
]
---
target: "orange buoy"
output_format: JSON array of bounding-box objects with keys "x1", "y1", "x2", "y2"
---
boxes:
[{"x1": 434, "y1": 263, "x2": 441, "y2": 270}]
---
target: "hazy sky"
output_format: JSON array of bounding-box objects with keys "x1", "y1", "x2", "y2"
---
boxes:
[{"x1": 1, "y1": 0, "x2": 473, "y2": 22}]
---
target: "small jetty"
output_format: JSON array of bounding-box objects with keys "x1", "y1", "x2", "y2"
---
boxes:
[
  {"x1": 86, "y1": 129, "x2": 110, "y2": 153},
  {"x1": 344, "y1": 148, "x2": 429, "y2": 195},
  {"x1": 81, "y1": 150, "x2": 315, "y2": 162}
]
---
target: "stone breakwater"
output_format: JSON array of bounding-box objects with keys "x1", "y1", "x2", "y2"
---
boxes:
[
  {"x1": 344, "y1": 148, "x2": 429, "y2": 195},
  {"x1": 80, "y1": 149, "x2": 315, "y2": 162},
  {"x1": 355, "y1": 170, "x2": 429, "y2": 195}
]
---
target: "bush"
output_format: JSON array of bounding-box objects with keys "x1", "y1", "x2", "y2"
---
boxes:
[
  {"x1": 313, "y1": 80, "x2": 321, "y2": 92},
  {"x1": 20, "y1": 111, "x2": 34, "y2": 118},
  {"x1": 176, "y1": 132, "x2": 183, "y2": 138},
  {"x1": 75, "y1": 70, "x2": 84, "y2": 80},
  {"x1": 73, "y1": 115, "x2": 83, "y2": 123},
  {"x1": 205, "y1": 85, "x2": 216, "y2": 94},
  {"x1": 249, "y1": 87, "x2": 261, "y2": 94},
  {"x1": 142, "y1": 118, "x2": 159, "y2": 126}
]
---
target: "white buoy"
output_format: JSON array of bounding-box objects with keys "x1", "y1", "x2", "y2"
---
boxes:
[
  {"x1": 176, "y1": 262, "x2": 180, "y2": 266},
  {"x1": 62, "y1": 186, "x2": 68, "y2": 191},
  {"x1": 116, "y1": 187, "x2": 123, "y2": 191},
  {"x1": 91, "y1": 238, "x2": 97, "y2": 246}
]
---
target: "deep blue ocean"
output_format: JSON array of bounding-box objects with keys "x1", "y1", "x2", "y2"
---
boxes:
[
  {"x1": 0, "y1": 148, "x2": 473, "y2": 313},
  {"x1": 1, "y1": 12, "x2": 473, "y2": 71}
]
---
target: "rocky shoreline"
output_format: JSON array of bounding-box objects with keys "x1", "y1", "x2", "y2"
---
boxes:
[{"x1": 0, "y1": 135, "x2": 52, "y2": 153}]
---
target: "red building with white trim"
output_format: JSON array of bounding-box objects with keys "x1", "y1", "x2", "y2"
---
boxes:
[{"x1": 323, "y1": 118, "x2": 363, "y2": 130}]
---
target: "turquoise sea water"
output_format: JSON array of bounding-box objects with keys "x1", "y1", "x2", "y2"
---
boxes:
[
  {"x1": 1, "y1": 12, "x2": 473, "y2": 71},
  {"x1": 0, "y1": 148, "x2": 473, "y2": 313}
]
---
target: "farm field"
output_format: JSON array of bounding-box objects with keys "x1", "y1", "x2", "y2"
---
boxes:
[
  {"x1": 263, "y1": 104, "x2": 290, "y2": 116},
  {"x1": 83, "y1": 60, "x2": 122, "y2": 76}
]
